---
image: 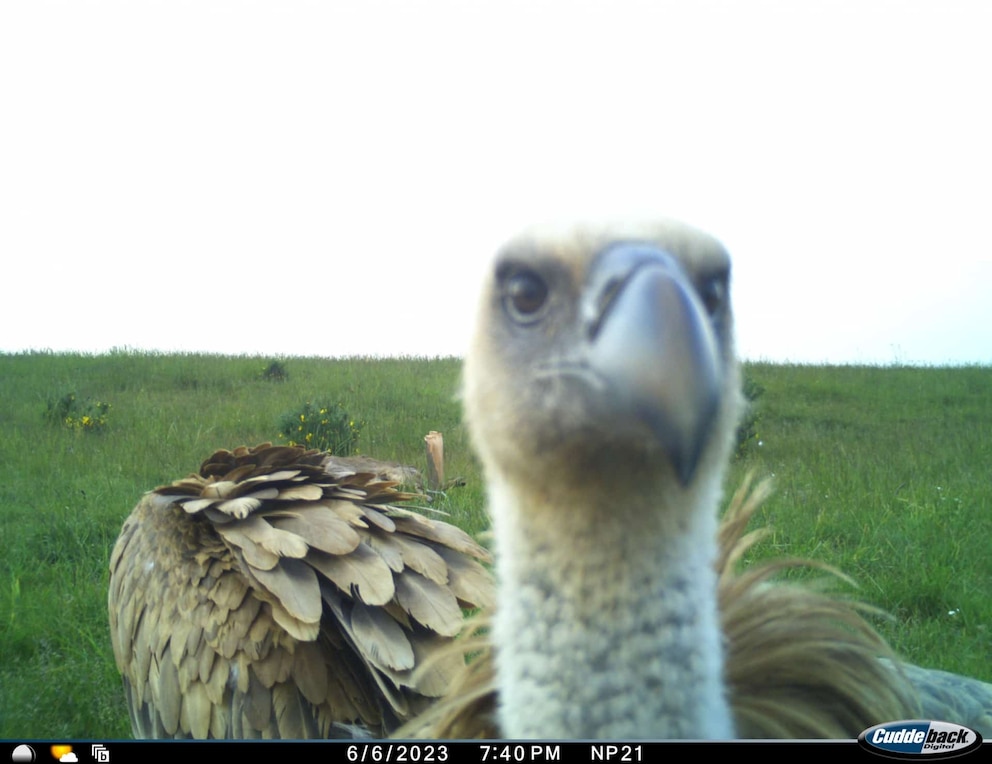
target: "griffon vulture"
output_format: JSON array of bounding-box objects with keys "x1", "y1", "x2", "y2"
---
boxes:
[
  {"x1": 401, "y1": 219, "x2": 991, "y2": 739},
  {"x1": 108, "y1": 444, "x2": 493, "y2": 738},
  {"x1": 109, "y1": 220, "x2": 991, "y2": 741}
]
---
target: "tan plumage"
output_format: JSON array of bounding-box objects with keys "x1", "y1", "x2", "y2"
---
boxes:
[
  {"x1": 400, "y1": 219, "x2": 991, "y2": 739},
  {"x1": 108, "y1": 443, "x2": 493, "y2": 739}
]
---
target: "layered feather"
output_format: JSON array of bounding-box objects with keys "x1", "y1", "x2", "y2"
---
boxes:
[{"x1": 108, "y1": 443, "x2": 494, "y2": 739}]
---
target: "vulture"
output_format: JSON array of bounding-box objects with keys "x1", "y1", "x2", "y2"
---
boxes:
[
  {"x1": 107, "y1": 443, "x2": 494, "y2": 739},
  {"x1": 109, "y1": 219, "x2": 992, "y2": 741},
  {"x1": 399, "y1": 218, "x2": 992, "y2": 739}
]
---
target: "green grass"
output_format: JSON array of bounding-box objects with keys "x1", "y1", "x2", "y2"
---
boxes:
[
  {"x1": 729, "y1": 362, "x2": 992, "y2": 684},
  {"x1": 0, "y1": 351, "x2": 989, "y2": 738}
]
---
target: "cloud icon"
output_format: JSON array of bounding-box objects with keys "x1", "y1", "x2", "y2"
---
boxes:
[{"x1": 59, "y1": 756, "x2": 77, "y2": 763}]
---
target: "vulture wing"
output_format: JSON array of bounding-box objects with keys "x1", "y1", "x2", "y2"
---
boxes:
[
  {"x1": 108, "y1": 443, "x2": 493, "y2": 739},
  {"x1": 892, "y1": 662, "x2": 992, "y2": 738}
]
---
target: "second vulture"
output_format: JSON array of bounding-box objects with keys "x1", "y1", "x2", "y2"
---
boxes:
[{"x1": 108, "y1": 444, "x2": 493, "y2": 738}]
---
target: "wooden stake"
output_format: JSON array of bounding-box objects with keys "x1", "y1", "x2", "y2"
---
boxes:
[{"x1": 424, "y1": 431, "x2": 444, "y2": 490}]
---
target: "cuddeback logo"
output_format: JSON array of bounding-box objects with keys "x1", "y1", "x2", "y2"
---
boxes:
[{"x1": 858, "y1": 720, "x2": 984, "y2": 759}]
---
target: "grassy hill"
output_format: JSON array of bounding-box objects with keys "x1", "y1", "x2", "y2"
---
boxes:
[{"x1": 0, "y1": 351, "x2": 988, "y2": 738}]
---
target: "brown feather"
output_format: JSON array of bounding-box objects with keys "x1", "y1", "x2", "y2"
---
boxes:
[
  {"x1": 434, "y1": 546, "x2": 496, "y2": 610},
  {"x1": 216, "y1": 526, "x2": 281, "y2": 571},
  {"x1": 108, "y1": 442, "x2": 494, "y2": 739},
  {"x1": 719, "y1": 478, "x2": 919, "y2": 737},
  {"x1": 247, "y1": 558, "x2": 323, "y2": 626},
  {"x1": 360, "y1": 505, "x2": 399, "y2": 533},
  {"x1": 393, "y1": 572, "x2": 464, "y2": 637},
  {"x1": 349, "y1": 601, "x2": 417, "y2": 672},
  {"x1": 309, "y1": 543, "x2": 396, "y2": 606},
  {"x1": 231, "y1": 514, "x2": 310, "y2": 559},
  {"x1": 383, "y1": 533, "x2": 450, "y2": 585},
  {"x1": 268, "y1": 504, "x2": 362, "y2": 556},
  {"x1": 363, "y1": 532, "x2": 406, "y2": 573},
  {"x1": 292, "y1": 641, "x2": 330, "y2": 705}
]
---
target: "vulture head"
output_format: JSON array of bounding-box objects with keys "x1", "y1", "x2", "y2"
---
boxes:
[{"x1": 462, "y1": 220, "x2": 744, "y2": 738}]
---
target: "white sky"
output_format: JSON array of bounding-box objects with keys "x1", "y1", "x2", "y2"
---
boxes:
[{"x1": 2, "y1": 1, "x2": 990, "y2": 365}]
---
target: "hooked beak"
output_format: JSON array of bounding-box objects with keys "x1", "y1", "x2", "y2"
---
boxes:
[{"x1": 582, "y1": 242, "x2": 723, "y2": 485}]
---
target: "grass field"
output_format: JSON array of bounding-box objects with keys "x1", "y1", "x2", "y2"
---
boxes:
[{"x1": 0, "y1": 351, "x2": 989, "y2": 739}]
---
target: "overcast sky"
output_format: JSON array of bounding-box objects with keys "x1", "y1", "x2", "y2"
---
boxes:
[{"x1": 3, "y1": 1, "x2": 990, "y2": 365}]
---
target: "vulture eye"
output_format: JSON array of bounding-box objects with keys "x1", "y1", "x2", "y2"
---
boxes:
[
  {"x1": 502, "y1": 268, "x2": 549, "y2": 324},
  {"x1": 698, "y1": 275, "x2": 726, "y2": 317}
]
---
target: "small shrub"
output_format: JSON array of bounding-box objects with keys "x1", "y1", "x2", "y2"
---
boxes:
[
  {"x1": 260, "y1": 360, "x2": 289, "y2": 382},
  {"x1": 44, "y1": 392, "x2": 111, "y2": 433},
  {"x1": 735, "y1": 373, "x2": 764, "y2": 457},
  {"x1": 278, "y1": 401, "x2": 364, "y2": 454}
]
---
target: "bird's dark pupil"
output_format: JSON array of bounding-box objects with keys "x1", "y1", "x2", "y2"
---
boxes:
[
  {"x1": 700, "y1": 278, "x2": 724, "y2": 315},
  {"x1": 508, "y1": 271, "x2": 548, "y2": 316}
]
